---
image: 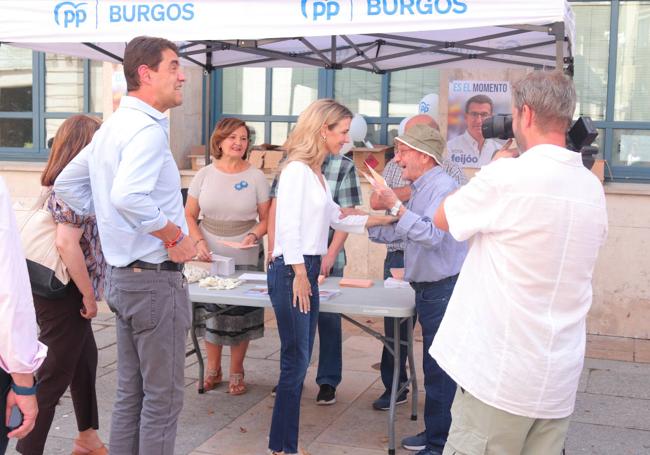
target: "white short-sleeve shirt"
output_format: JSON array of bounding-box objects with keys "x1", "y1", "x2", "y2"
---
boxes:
[{"x1": 430, "y1": 144, "x2": 608, "y2": 419}]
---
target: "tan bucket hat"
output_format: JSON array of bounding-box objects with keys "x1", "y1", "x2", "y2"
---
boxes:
[{"x1": 394, "y1": 124, "x2": 445, "y2": 166}]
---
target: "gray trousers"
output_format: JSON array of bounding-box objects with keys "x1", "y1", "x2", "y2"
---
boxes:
[{"x1": 105, "y1": 266, "x2": 191, "y2": 455}]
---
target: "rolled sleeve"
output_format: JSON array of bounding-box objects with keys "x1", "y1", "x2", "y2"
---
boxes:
[
  {"x1": 110, "y1": 125, "x2": 170, "y2": 234},
  {"x1": 53, "y1": 144, "x2": 93, "y2": 216}
]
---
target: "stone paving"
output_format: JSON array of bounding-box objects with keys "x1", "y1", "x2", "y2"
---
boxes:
[{"x1": 6, "y1": 306, "x2": 650, "y2": 455}]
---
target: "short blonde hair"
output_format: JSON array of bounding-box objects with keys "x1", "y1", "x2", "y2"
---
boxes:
[{"x1": 284, "y1": 99, "x2": 353, "y2": 168}]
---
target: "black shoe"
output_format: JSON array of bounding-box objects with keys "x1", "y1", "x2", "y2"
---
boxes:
[
  {"x1": 372, "y1": 389, "x2": 408, "y2": 411},
  {"x1": 316, "y1": 384, "x2": 336, "y2": 405},
  {"x1": 271, "y1": 385, "x2": 277, "y2": 397}
]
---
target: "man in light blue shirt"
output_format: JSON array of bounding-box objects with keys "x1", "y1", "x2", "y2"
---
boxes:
[
  {"x1": 368, "y1": 124, "x2": 467, "y2": 455},
  {"x1": 54, "y1": 36, "x2": 195, "y2": 454}
]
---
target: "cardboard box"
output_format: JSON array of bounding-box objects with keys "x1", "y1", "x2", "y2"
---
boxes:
[
  {"x1": 248, "y1": 149, "x2": 265, "y2": 169},
  {"x1": 187, "y1": 145, "x2": 208, "y2": 171},
  {"x1": 351, "y1": 145, "x2": 392, "y2": 176},
  {"x1": 264, "y1": 150, "x2": 285, "y2": 170},
  {"x1": 188, "y1": 154, "x2": 207, "y2": 171},
  {"x1": 210, "y1": 254, "x2": 235, "y2": 276}
]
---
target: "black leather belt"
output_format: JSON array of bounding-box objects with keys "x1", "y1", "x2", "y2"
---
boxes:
[
  {"x1": 410, "y1": 274, "x2": 458, "y2": 291},
  {"x1": 125, "y1": 260, "x2": 184, "y2": 272}
]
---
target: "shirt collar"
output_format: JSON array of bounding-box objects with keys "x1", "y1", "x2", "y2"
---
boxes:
[
  {"x1": 522, "y1": 144, "x2": 584, "y2": 167},
  {"x1": 463, "y1": 130, "x2": 478, "y2": 148},
  {"x1": 412, "y1": 166, "x2": 443, "y2": 192},
  {"x1": 119, "y1": 95, "x2": 169, "y2": 124}
]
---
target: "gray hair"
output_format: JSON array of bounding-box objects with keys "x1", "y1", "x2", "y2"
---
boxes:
[{"x1": 512, "y1": 71, "x2": 576, "y2": 132}]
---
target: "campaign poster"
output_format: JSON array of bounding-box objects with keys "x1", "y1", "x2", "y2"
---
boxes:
[{"x1": 447, "y1": 80, "x2": 511, "y2": 168}]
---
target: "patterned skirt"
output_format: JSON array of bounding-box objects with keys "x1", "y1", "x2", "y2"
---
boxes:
[{"x1": 196, "y1": 264, "x2": 265, "y2": 346}]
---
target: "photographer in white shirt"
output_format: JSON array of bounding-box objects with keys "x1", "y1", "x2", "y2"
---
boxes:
[{"x1": 431, "y1": 71, "x2": 608, "y2": 455}]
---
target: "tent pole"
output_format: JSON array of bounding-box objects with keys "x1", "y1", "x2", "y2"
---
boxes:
[
  {"x1": 550, "y1": 22, "x2": 565, "y2": 70},
  {"x1": 204, "y1": 49, "x2": 213, "y2": 166}
]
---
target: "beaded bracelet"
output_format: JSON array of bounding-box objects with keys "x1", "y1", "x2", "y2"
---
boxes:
[{"x1": 164, "y1": 228, "x2": 185, "y2": 249}]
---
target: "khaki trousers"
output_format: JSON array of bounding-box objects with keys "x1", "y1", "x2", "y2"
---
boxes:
[{"x1": 442, "y1": 387, "x2": 570, "y2": 455}]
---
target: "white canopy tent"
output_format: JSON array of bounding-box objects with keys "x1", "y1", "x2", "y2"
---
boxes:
[
  {"x1": 1, "y1": 0, "x2": 574, "y2": 72},
  {"x1": 1, "y1": 0, "x2": 576, "y2": 159}
]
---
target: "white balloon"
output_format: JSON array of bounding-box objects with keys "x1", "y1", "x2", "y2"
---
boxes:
[
  {"x1": 349, "y1": 114, "x2": 368, "y2": 142},
  {"x1": 339, "y1": 141, "x2": 354, "y2": 155},
  {"x1": 418, "y1": 93, "x2": 439, "y2": 118},
  {"x1": 398, "y1": 116, "x2": 411, "y2": 136}
]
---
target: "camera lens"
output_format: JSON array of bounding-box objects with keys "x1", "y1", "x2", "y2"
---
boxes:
[{"x1": 482, "y1": 114, "x2": 514, "y2": 140}]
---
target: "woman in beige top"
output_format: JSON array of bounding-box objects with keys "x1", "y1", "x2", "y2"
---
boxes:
[{"x1": 185, "y1": 118, "x2": 271, "y2": 395}]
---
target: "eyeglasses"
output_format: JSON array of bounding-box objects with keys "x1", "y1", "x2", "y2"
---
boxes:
[{"x1": 467, "y1": 112, "x2": 491, "y2": 119}]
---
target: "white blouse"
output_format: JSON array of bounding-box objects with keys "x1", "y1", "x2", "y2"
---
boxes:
[{"x1": 273, "y1": 160, "x2": 367, "y2": 265}]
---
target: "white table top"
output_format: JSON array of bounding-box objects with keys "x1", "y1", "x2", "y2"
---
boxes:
[{"x1": 189, "y1": 275, "x2": 415, "y2": 318}]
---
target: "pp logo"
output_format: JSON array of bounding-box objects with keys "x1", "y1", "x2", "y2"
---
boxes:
[
  {"x1": 419, "y1": 101, "x2": 430, "y2": 113},
  {"x1": 234, "y1": 180, "x2": 249, "y2": 191},
  {"x1": 301, "y1": 0, "x2": 340, "y2": 20},
  {"x1": 54, "y1": 1, "x2": 88, "y2": 28}
]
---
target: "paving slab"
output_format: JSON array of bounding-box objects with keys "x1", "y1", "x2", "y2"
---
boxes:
[
  {"x1": 573, "y1": 392, "x2": 650, "y2": 431},
  {"x1": 565, "y1": 421, "x2": 650, "y2": 454}
]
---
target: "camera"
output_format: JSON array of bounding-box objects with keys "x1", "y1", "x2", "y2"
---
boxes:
[{"x1": 481, "y1": 114, "x2": 599, "y2": 170}]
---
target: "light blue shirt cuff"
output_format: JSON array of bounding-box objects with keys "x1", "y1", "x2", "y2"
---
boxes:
[{"x1": 138, "y1": 211, "x2": 168, "y2": 234}]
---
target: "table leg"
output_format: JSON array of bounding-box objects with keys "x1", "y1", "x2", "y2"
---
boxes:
[
  {"x1": 387, "y1": 317, "x2": 400, "y2": 455},
  {"x1": 407, "y1": 316, "x2": 418, "y2": 421},
  {"x1": 191, "y1": 304, "x2": 206, "y2": 394}
]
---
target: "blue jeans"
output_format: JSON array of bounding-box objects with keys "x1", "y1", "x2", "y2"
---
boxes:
[
  {"x1": 413, "y1": 275, "x2": 458, "y2": 452},
  {"x1": 379, "y1": 250, "x2": 416, "y2": 392},
  {"x1": 268, "y1": 255, "x2": 321, "y2": 454},
  {"x1": 315, "y1": 266, "x2": 343, "y2": 388}
]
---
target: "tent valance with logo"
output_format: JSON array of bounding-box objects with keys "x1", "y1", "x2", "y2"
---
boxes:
[{"x1": 1, "y1": 0, "x2": 575, "y2": 73}]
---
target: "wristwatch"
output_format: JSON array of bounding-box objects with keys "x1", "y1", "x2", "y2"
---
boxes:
[
  {"x1": 11, "y1": 382, "x2": 38, "y2": 396},
  {"x1": 389, "y1": 200, "x2": 402, "y2": 216}
]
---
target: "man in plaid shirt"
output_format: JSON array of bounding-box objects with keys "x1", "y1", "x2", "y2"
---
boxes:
[{"x1": 269, "y1": 153, "x2": 362, "y2": 405}]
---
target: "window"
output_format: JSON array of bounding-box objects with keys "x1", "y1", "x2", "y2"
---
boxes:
[
  {"x1": 222, "y1": 67, "x2": 266, "y2": 115},
  {"x1": 272, "y1": 68, "x2": 318, "y2": 116},
  {"x1": 571, "y1": 0, "x2": 650, "y2": 180},
  {"x1": 0, "y1": 45, "x2": 103, "y2": 160},
  {"x1": 614, "y1": 1, "x2": 650, "y2": 122},
  {"x1": 572, "y1": 2, "x2": 610, "y2": 120},
  {"x1": 389, "y1": 68, "x2": 440, "y2": 118},
  {"x1": 0, "y1": 46, "x2": 33, "y2": 149},
  {"x1": 335, "y1": 69, "x2": 382, "y2": 117}
]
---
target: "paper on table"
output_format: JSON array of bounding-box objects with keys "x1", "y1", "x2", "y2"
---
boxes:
[
  {"x1": 384, "y1": 277, "x2": 410, "y2": 289},
  {"x1": 238, "y1": 273, "x2": 268, "y2": 281},
  {"x1": 243, "y1": 285, "x2": 269, "y2": 299},
  {"x1": 218, "y1": 240, "x2": 257, "y2": 249},
  {"x1": 339, "y1": 278, "x2": 373, "y2": 288}
]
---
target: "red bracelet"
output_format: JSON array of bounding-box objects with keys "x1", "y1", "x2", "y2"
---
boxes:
[{"x1": 164, "y1": 227, "x2": 185, "y2": 249}]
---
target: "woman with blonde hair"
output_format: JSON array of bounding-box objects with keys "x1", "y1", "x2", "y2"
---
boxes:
[
  {"x1": 267, "y1": 99, "x2": 396, "y2": 455},
  {"x1": 16, "y1": 115, "x2": 107, "y2": 455},
  {"x1": 186, "y1": 117, "x2": 270, "y2": 395}
]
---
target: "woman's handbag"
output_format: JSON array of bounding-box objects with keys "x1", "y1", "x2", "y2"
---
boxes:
[{"x1": 16, "y1": 189, "x2": 71, "y2": 299}]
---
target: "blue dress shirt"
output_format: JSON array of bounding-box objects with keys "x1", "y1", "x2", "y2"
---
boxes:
[
  {"x1": 53, "y1": 96, "x2": 188, "y2": 267},
  {"x1": 368, "y1": 166, "x2": 467, "y2": 283}
]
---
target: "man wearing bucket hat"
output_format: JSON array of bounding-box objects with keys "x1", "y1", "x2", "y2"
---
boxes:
[{"x1": 368, "y1": 124, "x2": 468, "y2": 455}]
